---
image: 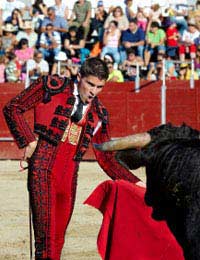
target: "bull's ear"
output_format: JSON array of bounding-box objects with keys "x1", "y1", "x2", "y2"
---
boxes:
[{"x1": 115, "y1": 149, "x2": 143, "y2": 170}]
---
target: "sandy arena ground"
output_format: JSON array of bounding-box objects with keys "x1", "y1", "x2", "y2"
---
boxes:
[{"x1": 0, "y1": 160, "x2": 145, "y2": 260}]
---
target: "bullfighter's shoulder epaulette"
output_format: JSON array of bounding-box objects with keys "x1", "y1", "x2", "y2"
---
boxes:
[{"x1": 42, "y1": 75, "x2": 69, "y2": 103}]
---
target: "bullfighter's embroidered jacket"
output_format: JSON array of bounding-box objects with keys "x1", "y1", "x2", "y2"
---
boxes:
[{"x1": 3, "y1": 75, "x2": 140, "y2": 183}]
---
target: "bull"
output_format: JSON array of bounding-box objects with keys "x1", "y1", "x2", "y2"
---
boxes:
[{"x1": 94, "y1": 123, "x2": 200, "y2": 260}]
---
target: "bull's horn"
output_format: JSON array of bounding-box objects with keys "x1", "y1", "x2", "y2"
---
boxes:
[{"x1": 93, "y1": 132, "x2": 151, "y2": 151}]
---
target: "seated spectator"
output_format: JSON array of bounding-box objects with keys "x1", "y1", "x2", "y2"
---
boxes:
[
  {"x1": 136, "y1": 11, "x2": 148, "y2": 32},
  {"x1": 149, "y1": 4, "x2": 162, "y2": 26},
  {"x1": 54, "y1": 0, "x2": 69, "y2": 20},
  {"x1": 16, "y1": 20, "x2": 38, "y2": 48},
  {"x1": 30, "y1": 0, "x2": 47, "y2": 32},
  {"x1": 121, "y1": 47, "x2": 144, "y2": 81},
  {"x1": 178, "y1": 62, "x2": 199, "y2": 80},
  {"x1": 104, "y1": 6, "x2": 129, "y2": 31},
  {"x1": 5, "y1": 51, "x2": 21, "y2": 82},
  {"x1": 1, "y1": 23, "x2": 17, "y2": 52},
  {"x1": 121, "y1": 18, "x2": 145, "y2": 61},
  {"x1": 0, "y1": 55, "x2": 6, "y2": 83},
  {"x1": 90, "y1": 1, "x2": 108, "y2": 42},
  {"x1": 41, "y1": 6, "x2": 68, "y2": 35},
  {"x1": 107, "y1": 61, "x2": 124, "y2": 82},
  {"x1": 14, "y1": 38, "x2": 34, "y2": 81},
  {"x1": 124, "y1": 0, "x2": 139, "y2": 21},
  {"x1": 63, "y1": 26, "x2": 90, "y2": 64},
  {"x1": 69, "y1": 0, "x2": 92, "y2": 40},
  {"x1": 144, "y1": 21, "x2": 166, "y2": 68},
  {"x1": 26, "y1": 50, "x2": 49, "y2": 84},
  {"x1": 39, "y1": 23, "x2": 61, "y2": 62},
  {"x1": 179, "y1": 18, "x2": 200, "y2": 61},
  {"x1": 165, "y1": 18, "x2": 180, "y2": 58},
  {"x1": 5, "y1": 8, "x2": 23, "y2": 33},
  {"x1": 30, "y1": 0, "x2": 47, "y2": 17},
  {"x1": 101, "y1": 20, "x2": 121, "y2": 65}
]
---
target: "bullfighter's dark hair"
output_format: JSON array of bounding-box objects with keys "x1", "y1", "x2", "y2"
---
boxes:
[{"x1": 80, "y1": 57, "x2": 109, "y2": 80}]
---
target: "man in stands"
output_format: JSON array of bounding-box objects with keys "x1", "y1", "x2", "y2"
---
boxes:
[
  {"x1": 121, "y1": 18, "x2": 145, "y2": 61},
  {"x1": 41, "y1": 6, "x2": 68, "y2": 36}
]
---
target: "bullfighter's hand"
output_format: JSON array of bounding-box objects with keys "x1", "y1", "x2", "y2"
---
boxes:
[
  {"x1": 24, "y1": 140, "x2": 38, "y2": 160},
  {"x1": 135, "y1": 181, "x2": 146, "y2": 188}
]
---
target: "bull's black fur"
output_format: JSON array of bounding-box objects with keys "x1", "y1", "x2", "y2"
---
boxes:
[{"x1": 115, "y1": 123, "x2": 200, "y2": 260}]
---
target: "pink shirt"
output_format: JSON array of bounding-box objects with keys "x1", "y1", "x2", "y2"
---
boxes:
[
  {"x1": 106, "y1": 29, "x2": 120, "y2": 48},
  {"x1": 15, "y1": 48, "x2": 34, "y2": 64},
  {"x1": 0, "y1": 64, "x2": 5, "y2": 83}
]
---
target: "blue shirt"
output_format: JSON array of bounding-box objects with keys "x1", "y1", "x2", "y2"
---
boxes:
[
  {"x1": 122, "y1": 27, "x2": 145, "y2": 43},
  {"x1": 42, "y1": 15, "x2": 68, "y2": 32}
]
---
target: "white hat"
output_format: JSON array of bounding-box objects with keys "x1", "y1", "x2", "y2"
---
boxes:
[
  {"x1": 55, "y1": 51, "x2": 68, "y2": 61},
  {"x1": 2, "y1": 23, "x2": 17, "y2": 32}
]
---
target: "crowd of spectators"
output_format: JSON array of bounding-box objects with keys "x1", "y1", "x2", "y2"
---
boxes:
[{"x1": 0, "y1": 0, "x2": 200, "y2": 84}]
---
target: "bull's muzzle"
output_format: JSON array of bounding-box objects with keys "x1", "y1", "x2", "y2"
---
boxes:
[{"x1": 93, "y1": 132, "x2": 151, "y2": 151}]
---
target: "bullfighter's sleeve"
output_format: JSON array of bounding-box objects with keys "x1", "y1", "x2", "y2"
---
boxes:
[
  {"x1": 92, "y1": 124, "x2": 141, "y2": 184},
  {"x1": 3, "y1": 78, "x2": 44, "y2": 148}
]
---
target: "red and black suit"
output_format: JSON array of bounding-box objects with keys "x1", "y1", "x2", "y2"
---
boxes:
[{"x1": 3, "y1": 75, "x2": 140, "y2": 260}]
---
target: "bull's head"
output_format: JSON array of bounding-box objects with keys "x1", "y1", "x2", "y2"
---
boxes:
[{"x1": 94, "y1": 123, "x2": 200, "y2": 170}]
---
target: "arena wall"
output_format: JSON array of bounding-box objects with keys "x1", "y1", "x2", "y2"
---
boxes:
[{"x1": 1, "y1": 80, "x2": 200, "y2": 160}]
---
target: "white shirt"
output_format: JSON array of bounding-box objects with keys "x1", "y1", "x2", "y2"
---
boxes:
[
  {"x1": 2, "y1": 0, "x2": 25, "y2": 21},
  {"x1": 27, "y1": 58, "x2": 49, "y2": 74},
  {"x1": 16, "y1": 31, "x2": 38, "y2": 48},
  {"x1": 182, "y1": 29, "x2": 200, "y2": 43},
  {"x1": 54, "y1": 3, "x2": 68, "y2": 18},
  {"x1": 25, "y1": 58, "x2": 49, "y2": 87}
]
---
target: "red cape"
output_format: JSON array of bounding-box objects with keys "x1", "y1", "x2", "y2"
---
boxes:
[{"x1": 84, "y1": 180, "x2": 184, "y2": 260}]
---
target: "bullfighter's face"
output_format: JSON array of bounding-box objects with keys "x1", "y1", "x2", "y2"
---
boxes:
[{"x1": 78, "y1": 75, "x2": 105, "y2": 104}]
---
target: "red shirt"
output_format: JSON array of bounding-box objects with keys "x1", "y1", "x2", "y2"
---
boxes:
[{"x1": 166, "y1": 27, "x2": 179, "y2": 47}]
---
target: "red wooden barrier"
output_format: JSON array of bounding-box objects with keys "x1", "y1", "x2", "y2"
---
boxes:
[{"x1": 1, "y1": 80, "x2": 200, "y2": 160}]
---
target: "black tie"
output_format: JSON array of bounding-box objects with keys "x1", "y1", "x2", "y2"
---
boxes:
[{"x1": 71, "y1": 96, "x2": 84, "y2": 123}]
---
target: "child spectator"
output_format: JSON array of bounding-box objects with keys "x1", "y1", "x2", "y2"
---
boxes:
[
  {"x1": 121, "y1": 47, "x2": 144, "y2": 81},
  {"x1": 136, "y1": 11, "x2": 148, "y2": 32},
  {"x1": 178, "y1": 63, "x2": 199, "y2": 80},
  {"x1": 0, "y1": 55, "x2": 6, "y2": 83},
  {"x1": 5, "y1": 52, "x2": 21, "y2": 82},
  {"x1": 166, "y1": 19, "x2": 180, "y2": 58},
  {"x1": 106, "y1": 61, "x2": 124, "y2": 82}
]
